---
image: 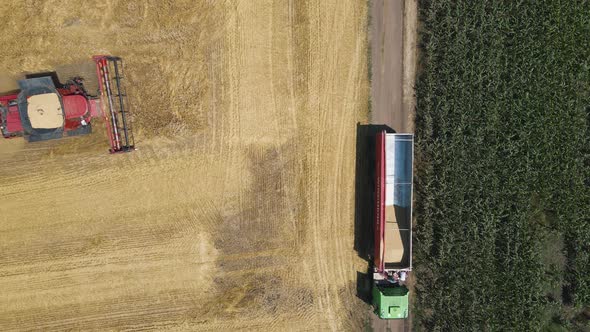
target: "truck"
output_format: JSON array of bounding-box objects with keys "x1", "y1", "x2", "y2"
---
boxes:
[{"x1": 372, "y1": 131, "x2": 414, "y2": 319}]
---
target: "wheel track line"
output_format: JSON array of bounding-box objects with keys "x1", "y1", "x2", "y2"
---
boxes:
[
  {"x1": 325, "y1": 0, "x2": 348, "y2": 311},
  {"x1": 331, "y1": 9, "x2": 366, "y2": 300},
  {"x1": 234, "y1": 6, "x2": 246, "y2": 246},
  {"x1": 331, "y1": 0, "x2": 356, "y2": 286},
  {"x1": 267, "y1": 0, "x2": 298, "y2": 240},
  {"x1": 306, "y1": 1, "x2": 340, "y2": 330},
  {"x1": 219, "y1": 3, "x2": 242, "y2": 240},
  {"x1": 286, "y1": 2, "x2": 327, "y2": 327},
  {"x1": 243, "y1": 4, "x2": 302, "y2": 327},
  {"x1": 285, "y1": 0, "x2": 309, "y2": 252},
  {"x1": 216, "y1": 3, "x2": 238, "y2": 223},
  {"x1": 306, "y1": 0, "x2": 326, "y2": 316},
  {"x1": 311, "y1": 2, "x2": 362, "y2": 329},
  {"x1": 286, "y1": 0, "x2": 298, "y2": 130}
]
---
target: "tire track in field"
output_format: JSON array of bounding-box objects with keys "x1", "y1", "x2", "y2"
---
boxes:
[
  {"x1": 264, "y1": 7, "x2": 319, "y2": 324},
  {"x1": 203, "y1": 2, "x2": 324, "y2": 329},
  {"x1": 292, "y1": 0, "x2": 336, "y2": 327},
  {"x1": 297, "y1": 1, "x2": 343, "y2": 329},
  {"x1": 300, "y1": 1, "x2": 369, "y2": 330},
  {"x1": 332, "y1": 9, "x2": 371, "y2": 330},
  {"x1": 268, "y1": 0, "x2": 299, "y2": 240},
  {"x1": 311, "y1": 2, "x2": 346, "y2": 329},
  {"x1": 203, "y1": 3, "x2": 315, "y2": 329}
]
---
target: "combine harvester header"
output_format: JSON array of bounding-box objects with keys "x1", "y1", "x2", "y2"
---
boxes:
[
  {"x1": 93, "y1": 55, "x2": 135, "y2": 153},
  {"x1": 0, "y1": 55, "x2": 134, "y2": 153},
  {"x1": 372, "y1": 131, "x2": 414, "y2": 319}
]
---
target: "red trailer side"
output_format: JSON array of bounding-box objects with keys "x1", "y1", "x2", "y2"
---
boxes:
[{"x1": 374, "y1": 130, "x2": 386, "y2": 273}]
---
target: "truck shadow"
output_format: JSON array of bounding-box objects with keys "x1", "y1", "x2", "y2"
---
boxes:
[
  {"x1": 356, "y1": 269, "x2": 373, "y2": 305},
  {"x1": 354, "y1": 123, "x2": 395, "y2": 305}
]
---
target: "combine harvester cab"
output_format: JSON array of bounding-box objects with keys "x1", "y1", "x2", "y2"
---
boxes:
[
  {"x1": 373, "y1": 131, "x2": 414, "y2": 319},
  {"x1": 0, "y1": 55, "x2": 134, "y2": 153},
  {"x1": 16, "y1": 76, "x2": 96, "y2": 141}
]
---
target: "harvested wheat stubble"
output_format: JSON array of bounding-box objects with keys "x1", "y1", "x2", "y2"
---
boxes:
[{"x1": 0, "y1": 1, "x2": 370, "y2": 331}]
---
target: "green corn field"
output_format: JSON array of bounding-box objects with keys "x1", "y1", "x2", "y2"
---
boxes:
[{"x1": 414, "y1": 0, "x2": 589, "y2": 330}]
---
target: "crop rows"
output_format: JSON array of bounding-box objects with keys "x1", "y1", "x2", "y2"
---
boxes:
[{"x1": 413, "y1": 0, "x2": 589, "y2": 330}]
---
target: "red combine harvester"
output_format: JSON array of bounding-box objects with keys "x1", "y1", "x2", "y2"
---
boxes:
[{"x1": 0, "y1": 55, "x2": 134, "y2": 153}]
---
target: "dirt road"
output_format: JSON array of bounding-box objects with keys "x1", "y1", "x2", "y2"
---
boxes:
[
  {"x1": 369, "y1": 0, "x2": 418, "y2": 331},
  {"x1": 371, "y1": 0, "x2": 417, "y2": 134},
  {"x1": 0, "y1": 1, "x2": 370, "y2": 331}
]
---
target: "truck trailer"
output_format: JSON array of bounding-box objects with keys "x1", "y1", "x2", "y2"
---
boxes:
[{"x1": 372, "y1": 131, "x2": 414, "y2": 319}]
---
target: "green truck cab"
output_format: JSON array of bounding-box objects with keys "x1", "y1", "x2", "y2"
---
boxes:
[{"x1": 373, "y1": 284, "x2": 409, "y2": 319}]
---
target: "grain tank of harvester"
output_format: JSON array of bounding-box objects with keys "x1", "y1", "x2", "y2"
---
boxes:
[
  {"x1": 372, "y1": 131, "x2": 414, "y2": 319},
  {"x1": 0, "y1": 55, "x2": 134, "y2": 153}
]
